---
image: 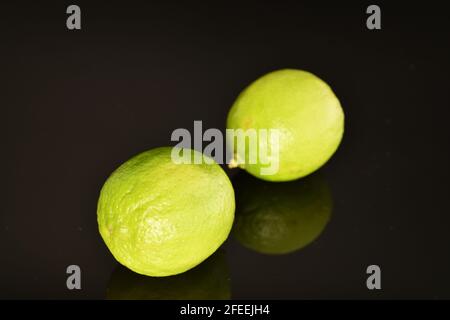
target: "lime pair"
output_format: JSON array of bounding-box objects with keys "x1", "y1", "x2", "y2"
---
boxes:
[{"x1": 98, "y1": 69, "x2": 344, "y2": 277}]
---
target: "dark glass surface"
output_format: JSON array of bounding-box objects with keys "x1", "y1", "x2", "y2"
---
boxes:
[{"x1": 1, "y1": 2, "x2": 449, "y2": 299}]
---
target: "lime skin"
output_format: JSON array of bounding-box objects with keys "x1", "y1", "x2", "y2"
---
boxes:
[
  {"x1": 97, "y1": 147, "x2": 235, "y2": 277},
  {"x1": 227, "y1": 69, "x2": 344, "y2": 181}
]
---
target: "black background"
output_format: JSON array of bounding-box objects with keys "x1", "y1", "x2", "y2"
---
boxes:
[{"x1": 1, "y1": 1, "x2": 450, "y2": 299}]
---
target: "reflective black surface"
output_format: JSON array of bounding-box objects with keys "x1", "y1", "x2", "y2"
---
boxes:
[
  {"x1": 106, "y1": 250, "x2": 230, "y2": 300},
  {"x1": 1, "y1": 2, "x2": 450, "y2": 299}
]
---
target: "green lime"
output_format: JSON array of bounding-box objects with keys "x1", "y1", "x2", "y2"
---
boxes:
[
  {"x1": 232, "y1": 172, "x2": 332, "y2": 254},
  {"x1": 97, "y1": 147, "x2": 235, "y2": 277},
  {"x1": 106, "y1": 249, "x2": 230, "y2": 300},
  {"x1": 227, "y1": 69, "x2": 344, "y2": 181}
]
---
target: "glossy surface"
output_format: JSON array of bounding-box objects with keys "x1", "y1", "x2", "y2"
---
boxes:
[{"x1": 1, "y1": 2, "x2": 450, "y2": 299}]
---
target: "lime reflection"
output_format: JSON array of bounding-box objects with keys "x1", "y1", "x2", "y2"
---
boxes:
[
  {"x1": 106, "y1": 249, "x2": 230, "y2": 300},
  {"x1": 232, "y1": 172, "x2": 333, "y2": 255}
]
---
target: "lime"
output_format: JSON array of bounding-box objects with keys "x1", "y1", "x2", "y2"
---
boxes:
[
  {"x1": 227, "y1": 69, "x2": 344, "y2": 181},
  {"x1": 97, "y1": 147, "x2": 235, "y2": 277},
  {"x1": 232, "y1": 172, "x2": 332, "y2": 254},
  {"x1": 106, "y1": 249, "x2": 230, "y2": 300}
]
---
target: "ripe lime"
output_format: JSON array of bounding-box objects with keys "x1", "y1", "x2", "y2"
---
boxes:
[
  {"x1": 232, "y1": 172, "x2": 332, "y2": 254},
  {"x1": 106, "y1": 249, "x2": 230, "y2": 300},
  {"x1": 97, "y1": 147, "x2": 235, "y2": 277},
  {"x1": 226, "y1": 69, "x2": 344, "y2": 181}
]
